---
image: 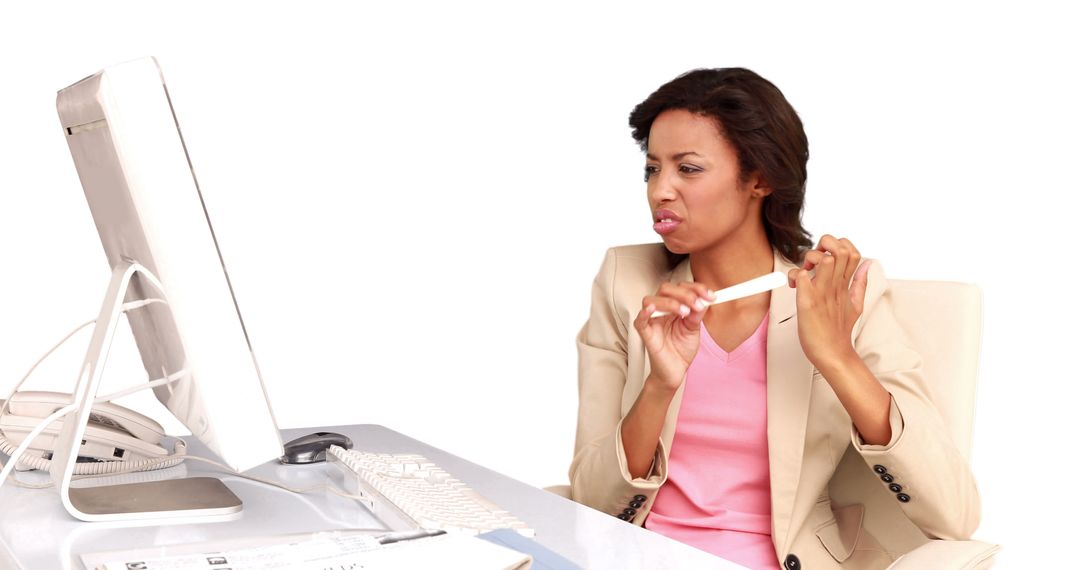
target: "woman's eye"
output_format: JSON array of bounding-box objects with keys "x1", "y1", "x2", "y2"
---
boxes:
[
  {"x1": 643, "y1": 165, "x2": 659, "y2": 181},
  {"x1": 679, "y1": 164, "x2": 701, "y2": 174}
]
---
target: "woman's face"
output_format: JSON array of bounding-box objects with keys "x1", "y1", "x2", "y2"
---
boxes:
[{"x1": 645, "y1": 109, "x2": 765, "y2": 254}]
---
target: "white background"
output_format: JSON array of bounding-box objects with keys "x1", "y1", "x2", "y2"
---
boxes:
[{"x1": 1, "y1": 2, "x2": 1076, "y2": 566}]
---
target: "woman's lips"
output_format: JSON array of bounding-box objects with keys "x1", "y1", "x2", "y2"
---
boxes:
[
  {"x1": 653, "y1": 209, "x2": 682, "y2": 235},
  {"x1": 653, "y1": 219, "x2": 681, "y2": 235}
]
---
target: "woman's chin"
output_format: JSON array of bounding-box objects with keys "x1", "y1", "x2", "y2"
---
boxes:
[{"x1": 660, "y1": 237, "x2": 689, "y2": 254}]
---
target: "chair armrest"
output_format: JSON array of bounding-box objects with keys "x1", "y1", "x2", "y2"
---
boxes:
[{"x1": 886, "y1": 539, "x2": 1001, "y2": 569}]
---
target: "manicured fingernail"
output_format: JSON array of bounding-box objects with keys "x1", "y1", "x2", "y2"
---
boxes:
[
  {"x1": 694, "y1": 299, "x2": 708, "y2": 310},
  {"x1": 679, "y1": 304, "x2": 690, "y2": 317},
  {"x1": 645, "y1": 304, "x2": 656, "y2": 314},
  {"x1": 706, "y1": 290, "x2": 716, "y2": 301}
]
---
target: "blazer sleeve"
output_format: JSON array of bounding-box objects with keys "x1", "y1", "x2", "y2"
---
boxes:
[
  {"x1": 568, "y1": 248, "x2": 668, "y2": 523},
  {"x1": 847, "y1": 260, "x2": 982, "y2": 540}
]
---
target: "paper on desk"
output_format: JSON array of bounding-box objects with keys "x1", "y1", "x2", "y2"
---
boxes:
[{"x1": 81, "y1": 532, "x2": 532, "y2": 570}]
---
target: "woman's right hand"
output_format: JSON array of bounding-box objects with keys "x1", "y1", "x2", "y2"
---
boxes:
[{"x1": 633, "y1": 282, "x2": 715, "y2": 392}]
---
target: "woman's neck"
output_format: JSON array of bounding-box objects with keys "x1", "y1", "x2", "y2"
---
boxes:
[{"x1": 688, "y1": 231, "x2": 775, "y2": 292}]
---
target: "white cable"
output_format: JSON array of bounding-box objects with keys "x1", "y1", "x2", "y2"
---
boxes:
[
  {"x1": 0, "y1": 299, "x2": 175, "y2": 478},
  {"x1": 0, "y1": 298, "x2": 167, "y2": 419},
  {"x1": 96, "y1": 368, "x2": 188, "y2": 402},
  {"x1": 0, "y1": 403, "x2": 75, "y2": 493}
]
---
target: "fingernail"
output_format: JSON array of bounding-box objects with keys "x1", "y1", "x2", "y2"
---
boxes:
[
  {"x1": 694, "y1": 299, "x2": 708, "y2": 310},
  {"x1": 679, "y1": 304, "x2": 690, "y2": 317},
  {"x1": 706, "y1": 289, "x2": 716, "y2": 301}
]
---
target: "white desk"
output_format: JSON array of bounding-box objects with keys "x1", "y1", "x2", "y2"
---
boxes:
[{"x1": 0, "y1": 424, "x2": 744, "y2": 569}]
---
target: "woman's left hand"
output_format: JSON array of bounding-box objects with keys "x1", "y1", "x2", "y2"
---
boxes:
[{"x1": 788, "y1": 235, "x2": 872, "y2": 371}]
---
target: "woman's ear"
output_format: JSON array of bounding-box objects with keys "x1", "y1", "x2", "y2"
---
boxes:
[{"x1": 748, "y1": 171, "x2": 774, "y2": 199}]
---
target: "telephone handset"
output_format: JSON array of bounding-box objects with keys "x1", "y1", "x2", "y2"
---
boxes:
[{"x1": 0, "y1": 390, "x2": 169, "y2": 465}]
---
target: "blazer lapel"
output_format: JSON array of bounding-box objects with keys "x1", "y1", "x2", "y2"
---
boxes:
[{"x1": 765, "y1": 250, "x2": 815, "y2": 559}]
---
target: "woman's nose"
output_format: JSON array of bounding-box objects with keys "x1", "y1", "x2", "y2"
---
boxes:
[{"x1": 648, "y1": 172, "x2": 678, "y2": 204}]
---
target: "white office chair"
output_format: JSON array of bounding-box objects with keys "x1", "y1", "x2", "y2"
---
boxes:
[
  {"x1": 843, "y1": 279, "x2": 999, "y2": 568},
  {"x1": 551, "y1": 279, "x2": 1000, "y2": 568}
]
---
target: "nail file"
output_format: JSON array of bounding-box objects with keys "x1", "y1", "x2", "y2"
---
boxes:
[{"x1": 649, "y1": 271, "x2": 789, "y2": 318}]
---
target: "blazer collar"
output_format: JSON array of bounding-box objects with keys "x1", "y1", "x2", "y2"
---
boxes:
[{"x1": 666, "y1": 248, "x2": 812, "y2": 558}]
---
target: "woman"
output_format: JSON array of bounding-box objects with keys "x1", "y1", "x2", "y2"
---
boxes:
[{"x1": 569, "y1": 68, "x2": 981, "y2": 569}]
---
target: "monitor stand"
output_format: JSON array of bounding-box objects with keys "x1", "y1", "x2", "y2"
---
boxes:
[{"x1": 50, "y1": 261, "x2": 242, "y2": 523}]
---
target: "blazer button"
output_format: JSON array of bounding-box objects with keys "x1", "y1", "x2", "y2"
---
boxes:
[
  {"x1": 617, "y1": 513, "x2": 630, "y2": 521},
  {"x1": 880, "y1": 473, "x2": 894, "y2": 483},
  {"x1": 889, "y1": 483, "x2": 903, "y2": 493},
  {"x1": 873, "y1": 464, "x2": 887, "y2": 475},
  {"x1": 897, "y1": 493, "x2": 911, "y2": 503},
  {"x1": 630, "y1": 501, "x2": 644, "y2": 509},
  {"x1": 784, "y1": 554, "x2": 801, "y2": 570},
  {"x1": 633, "y1": 494, "x2": 647, "y2": 502},
  {"x1": 624, "y1": 508, "x2": 636, "y2": 516}
]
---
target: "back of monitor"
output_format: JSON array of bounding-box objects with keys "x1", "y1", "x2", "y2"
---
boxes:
[{"x1": 55, "y1": 57, "x2": 282, "y2": 474}]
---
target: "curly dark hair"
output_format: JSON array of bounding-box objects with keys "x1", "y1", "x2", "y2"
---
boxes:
[{"x1": 629, "y1": 68, "x2": 812, "y2": 266}]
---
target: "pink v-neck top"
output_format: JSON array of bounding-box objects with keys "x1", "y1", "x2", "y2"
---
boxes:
[{"x1": 644, "y1": 313, "x2": 780, "y2": 570}]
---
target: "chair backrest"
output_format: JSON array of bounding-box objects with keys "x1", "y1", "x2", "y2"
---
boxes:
[
  {"x1": 828, "y1": 278, "x2": 983, "y2": 549},
  {"x1": 885, "y1": 279, "x2": 982, "y2": 460}
]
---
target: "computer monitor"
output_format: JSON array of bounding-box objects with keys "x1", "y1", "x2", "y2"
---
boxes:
[{"x1": 50, "y1": 57, "x2": 283, "y2": 522}]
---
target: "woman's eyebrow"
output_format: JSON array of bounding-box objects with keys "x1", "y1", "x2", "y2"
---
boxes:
[{"x1": 645, "y1": 151, "x2": 704, "y2": 161}]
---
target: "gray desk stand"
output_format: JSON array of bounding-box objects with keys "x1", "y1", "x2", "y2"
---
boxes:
[{"x1": 0, "y1": 424, "x2": 745, "y2": 569}]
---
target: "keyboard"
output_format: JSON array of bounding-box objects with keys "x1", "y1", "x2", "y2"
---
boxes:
[{"x1": 326, "y1": 446, "x2": 533, "y2": 537}]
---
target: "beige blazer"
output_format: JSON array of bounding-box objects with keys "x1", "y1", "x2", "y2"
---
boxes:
[{"x1": 569, "y1": 244, "x2": 981, "y2": 569}]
